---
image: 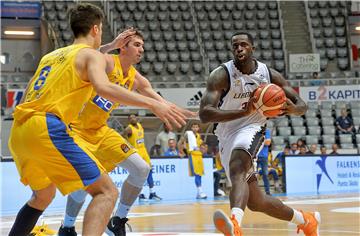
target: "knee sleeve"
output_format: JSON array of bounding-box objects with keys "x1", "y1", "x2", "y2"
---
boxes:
[
  {"x1": 70, "y1": 190, "x2": 87, "y2": 203},
  {"x1": 118, "y1": 153, "x2": 150, "y2": 188}
]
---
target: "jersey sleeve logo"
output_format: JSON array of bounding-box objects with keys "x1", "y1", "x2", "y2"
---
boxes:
[{"x1": 93, "y1": 95, "x2": 113, "y2": 112}]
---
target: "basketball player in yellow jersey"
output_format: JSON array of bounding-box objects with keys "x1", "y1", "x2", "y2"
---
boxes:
[
  {"x1": 124, "y1": 114, "x2": 163, "y2": 202},
  {"x1": 184, "y1": 123, "x2": 207, "y2": 199},
  {"x1": 58, "y1": 29, "x2": 194, "y2": 236},
  {"x1": 7, "y1": 4, "x2": 189, "y2": 236}
]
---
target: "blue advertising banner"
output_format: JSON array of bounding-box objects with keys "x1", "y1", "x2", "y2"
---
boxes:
[
  {"x1": 1, "y1": 158, "x2": 214, "y2": 216},
  {"x1": 286, "y1": 155, "x2": 360, "y2": 194},
  {"x1": 1, "y1": 1, "x2": 41, "y2": 19}
]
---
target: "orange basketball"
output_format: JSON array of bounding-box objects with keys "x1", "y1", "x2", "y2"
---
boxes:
[{"x1": 253, "y1": 83, "x2": 287, "y2": 117}]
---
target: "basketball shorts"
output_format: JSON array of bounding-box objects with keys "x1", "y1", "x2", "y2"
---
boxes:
[
  {"x1": 70, "y1": 125, "x2": 137, "y2": 172},
  {"x1": 8, "y1": 113, "x2": 106, "y2": 195},
  {"x1": 188, "y1": 150, "x2": 204, "y2": 176},
  {"x1": 218, "y1": 124, "x2": 266, "y2": 184}
]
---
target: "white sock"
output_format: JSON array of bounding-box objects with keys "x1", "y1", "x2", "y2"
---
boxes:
[
  {"x1": 291, "y1": 209, "x2": 305, "y2": 225},
  {"x1": 149, "y1": 187, "x2": 155, "y2": 194},
  {"x1": 115, "y1": 203, "x2": 131, "y2": 219},
  {"x1": 197, "y1": 186, "x2": 202, "y2": 194},
  {"x1": 231, "y1": 207, "x2": 244, "y2": 225}
]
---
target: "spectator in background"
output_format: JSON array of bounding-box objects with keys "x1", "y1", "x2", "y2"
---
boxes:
[
  {"x1": 299, "y1": 145, "x2": 307, "y2": 155},
  {"x1": 257, "y1": 128, "x2": 271, "y2": 195},
  {"x1": 213, "y1": 152, "x2": 226, "y2": 197},
  {"x1": 296, "y1": 138, "x2": 306, "y2": 150},
  {"x1": 177, "y1": 137, "x2": 187, "y2": 158},
  {"x1": 275, "y1": 145, "x2": 290, "y2": 192},
  {"x1": 184, "y1": 123, "x2": 207, "y2": 199},
  {"x1": 330, "y1": 144, "x2": 339, "y2": 155},
  {"x1": 289, "y1": 143, "x2": 299, "y2": 155},
  {"x1": 163, "y1": 138, "x2": 179, "y2": 157},
  {"x1": 154, "y1": 123, "x2": 177, "y2": 155},
  {"x1": 320, "y1": 145, "x2": 327, "y2": 155},
  {"x1": 310, "y1": 72, "x2": 322, "y2": 86},
  {"x1": 336, "y1": 108, "x2": 355, "y2": 134},
  {"x1": 306, "y1": 144, "x2": 317, "y2": 155},
  {"x1": 1, "y1": 84, "x2": 7, "y2": 116}
]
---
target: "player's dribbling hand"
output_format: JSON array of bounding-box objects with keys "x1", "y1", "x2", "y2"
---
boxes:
[
  {"x1": 111, "y1": 28, "x2": 136, "y2": 49},
  {"x1": 244, "y1": 96, "x2": 257, "y2": 115}
]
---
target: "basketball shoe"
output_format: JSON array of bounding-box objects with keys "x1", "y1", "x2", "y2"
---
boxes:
[
  {"x1": 196, "y1": 192, "x2": 207, "y2": 199},
  {"x1": 138, "y1": 193, "x2": 147, "y2": 201},
  {"x1": 149, "y1": 192, "x2": 162, "y2": 200},
  {"x1": 296, "y1": 211, "x2": 321, "y2": 236},
  {"x1": 58, "y1": 224, "x2": 77, "y2": 236},
  {"x1": 213, "y1": 209, "x2": 243, "y2": 236},
  {"x1": 29, "y1": 222, "x2": 56, "y2": 236},
  {"x1": 106, "y1": 216, "x2": 132, "y2": 236}
]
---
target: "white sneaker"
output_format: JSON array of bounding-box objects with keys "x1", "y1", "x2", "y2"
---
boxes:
[
  {"x1": 196, "y1": 192, "x2": 207, "y2": 199},
  {"x1": 217, "y1": 189, "x2": 226, "y2": 196}
]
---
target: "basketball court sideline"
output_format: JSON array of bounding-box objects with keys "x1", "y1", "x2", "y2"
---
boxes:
[{"x1": 1, "y1": 193, "x2": 359, "y2": 236}]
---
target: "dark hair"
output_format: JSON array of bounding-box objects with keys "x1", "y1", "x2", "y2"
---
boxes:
[
  {"x1": 191, "y1": 122, "x2": 200, "y2": 127},
  {"x1": 69, "y1": 3, "x2": 104, "y2": 38},
  {"x1": 231, "y1": 32, "x2": 254, "y2": 45}
]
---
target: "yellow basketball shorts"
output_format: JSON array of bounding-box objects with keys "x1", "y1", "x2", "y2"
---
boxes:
[
  {"x1": 188, "y1": 150, "x2": 204, "y2": 176},
  {"x1": 71, "y1": 125, "x2": 137, "y2": 172},
  {"x1": 8, "y1": 113, "x2": 106, "y2": 195}
]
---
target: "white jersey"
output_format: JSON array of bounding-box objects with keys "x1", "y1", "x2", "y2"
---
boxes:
[{"x1": 214, "y1": 59, "x2": 271, "y2": 139}]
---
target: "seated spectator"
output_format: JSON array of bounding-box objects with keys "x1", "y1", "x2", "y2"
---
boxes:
[
  {"x1": 336, "y1": 109, "x2": 355, "y2": 134},
  {"x1": 330, "y1": 143, "x2": 339, "y2": 155},
  {"x1": 275, "y1": 145, "x2": 290, "y2": 192},
  {"x1": 320, "y1": 145, "x2": 327, "y2": 155},
  {"x1": 297, "y1": 138, "x2": 306, "y2": 148},
  {"x1": 299, "y1": 145, "x2": 307, "y2": 155},
  {"x1": 163, "y1": 139, "x2": 179, "y2": 157},
  {"x1": 154, "y1": 123, "x2": 177, "y2": 155},
  {"x1": 177, "y1": 137, "x2": 187, "y2": 158},
  {"x1": 289, "y1": 143, "x2": 299, "y2": 155},
  {"x1": 258, "y1": 152, "x2": 282, "y2": 193},
  {"x1": 306, "y1": 144, "x2": 317, "y2": 154},
  {"x1": 200, "y1": 143, "x2": 212, "y2": 158}
]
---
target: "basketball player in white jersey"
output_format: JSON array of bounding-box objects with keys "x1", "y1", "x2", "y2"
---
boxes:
[{"x1": 199, "y1": 32, "x2": 320, "y2": 236}]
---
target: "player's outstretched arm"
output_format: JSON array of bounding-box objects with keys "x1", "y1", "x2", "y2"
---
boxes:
[
  {"x1": 199, "y1": 66, "x2": 256, "y2": 123},
  {"x1": 270, "y1": 68, "x2": 308, "y2": 116},
  {"x1": 84, "y1": 49, "x2": 186, "y2": 129},
  {"x1": 134, "y1": 71, "x2": 197, "y2": 119}
]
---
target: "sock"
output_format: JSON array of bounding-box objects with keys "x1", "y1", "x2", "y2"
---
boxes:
[
  {"x1": 8, "y1": 203, "x2": 43, "y2": 236},
  {"x1": 63, "y1": 213, "x2": 77, "y2": 227},
  {"x1": 231, "y1": 207, "x2": 244, "y2": 226},
  {"x1": 115, "y1": 203, "x2": 131, "y2": 219},
  {"x1": 197, "y1": 186, "x2": 202, "y2": 194},
  {"x1": 291, "y1": 209, "x2": 305, "y2": 225},
  {"x1": 63, "y1": 191, "x2": 87, "y2": 227},
  {"x1": 149, "y1": 187, "x2": 155, "y2": 194}
]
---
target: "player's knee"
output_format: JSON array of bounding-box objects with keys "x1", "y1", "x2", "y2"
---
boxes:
[{"x1": 32, "y1": 186, "x2": 56, "y2": 209}]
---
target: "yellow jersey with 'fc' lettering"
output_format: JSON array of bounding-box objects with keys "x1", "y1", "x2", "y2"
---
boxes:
[
  {"x1": 72, "y1": 55, "x2": 136, "y2": 130},
  {"x1": 13, "y1": 44, "x2": 93, "y2": 124}
]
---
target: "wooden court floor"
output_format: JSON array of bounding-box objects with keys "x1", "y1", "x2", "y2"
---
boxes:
[{"x1": 1, "y1": 193, "x2": 359, "y2": 236}]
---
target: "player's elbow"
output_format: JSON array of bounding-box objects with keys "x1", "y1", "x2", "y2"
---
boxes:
[{"x1": 199, "y1": 108, "x2": 210, "y2": 123}]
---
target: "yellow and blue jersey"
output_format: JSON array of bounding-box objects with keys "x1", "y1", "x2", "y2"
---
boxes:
[
  {"x1": 72, "y1": 55, "x2": 136, "y2": 130},
  {"x1": 127, "y1": 123, "x2": 151, "y2": 165},
  {"x1": 13, "y1": 44, "x2": 92, "y2": 124}
]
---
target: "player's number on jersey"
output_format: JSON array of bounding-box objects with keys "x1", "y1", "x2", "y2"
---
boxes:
[
  {"x1": 241, "y1": 102, "x2": 248, "y2": 109},
  {"x1": 34, "y1": 66, "x2": 51, "y2": 91}
]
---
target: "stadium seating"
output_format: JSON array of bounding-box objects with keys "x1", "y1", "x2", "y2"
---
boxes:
[{"x1": 307, "y1": 1, "x2": 350, "y2": 71}]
